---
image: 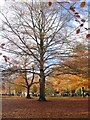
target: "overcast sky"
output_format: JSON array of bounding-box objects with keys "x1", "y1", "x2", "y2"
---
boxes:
[{"x1": 0, "y1": 0, "x2": 5, "y2": 7}]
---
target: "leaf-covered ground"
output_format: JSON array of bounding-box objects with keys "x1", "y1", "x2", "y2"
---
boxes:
[{"x1": 1, "y1": 97, "x2": 90, "y2": 119}]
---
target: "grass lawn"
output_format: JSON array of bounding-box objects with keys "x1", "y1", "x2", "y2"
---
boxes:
[{"x1": 1, "y1": 96, "x2": 90, "y2": 119}]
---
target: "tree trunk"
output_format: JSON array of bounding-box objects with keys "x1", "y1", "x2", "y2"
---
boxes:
[
  {"x1": 38, "y1": 27, "x2": 46, "y2": 101},
  {"x1": 71, "y1": 90, "x2": 75, "y2": 97},
  {"x1": 38, "y1": 68, "x2": 46, "y2": 101},
  {"x1": 38, "y1": 76, "x2": 46, "y2": 101},
  {"x1": 26, "y1": 86, "x2": 31, "y2": 99}
]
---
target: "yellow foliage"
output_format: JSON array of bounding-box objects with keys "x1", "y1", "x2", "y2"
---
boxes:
[{"x1": 48, "y1": 74, "x2": 88, "y2": 92}]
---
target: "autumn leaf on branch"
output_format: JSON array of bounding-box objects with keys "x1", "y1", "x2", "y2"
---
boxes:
[
  {"x1": 80, "y1": 24, "x2": 84, "y2": 27},
  {"x1": 1, "y1": 43, "x2": 5, "y2": 46},
  {"x1": 0, "y1": 43, "x2": 5, "y2": 48},
  {"x1": 86, "y1": 34, "x2": 90, "y2": 39},
  {"x1": 69, "y1": 6, "x2": 75, "y2": 12},
  {"x1": 81, "y1": 19, "x2": 85, "y2": 22},
  {"x1": 80, "y1": 1, "x2": 86, "y2": 7},
  {"x1": 3, "y1": 55, "x2": 9, "y2": 62},
  {"x1": 75, "y1": 15, "x2": 80, "y2": 18},
  {"x1": 48, "y1": 2, "x2": 52, "y2": 6},
  {"x1": 76, "y1": 29, "x2": 80, "y2": 34}
]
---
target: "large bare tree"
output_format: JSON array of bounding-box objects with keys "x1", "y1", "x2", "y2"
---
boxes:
[{"x1": 0, "y1": 1, "x2": 87, "y2": 101}]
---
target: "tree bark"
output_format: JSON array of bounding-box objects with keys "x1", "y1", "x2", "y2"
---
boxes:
[
  {"x1": 26, "y1": 86, "x2": 31, "y2": 99},
  {"x1": 38, "y1": 75, "x2": 46, "y2": 101},
  {"x1": 38, "y1": 27, "x2": 46, "y2": 101}
]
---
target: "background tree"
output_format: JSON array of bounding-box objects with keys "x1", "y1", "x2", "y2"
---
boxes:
[
  {"x1": 57, "y1": 42, "x2": 88, "y2": 77},
  {"x1": 48, "y1": 73, "x2": 88, "y2": 97},
  {"x1": 14, "y1": 73, "x2": 26, "y2": 95},
  {"x1": 31, "y1": 85, "x2": 38, "y2": 94},
  {"x1": 50, "y1": 42, "x2": 88, "y2": 96},
  {"x1": 2, "y1": 55, "x2": 39, "y2": 98}
]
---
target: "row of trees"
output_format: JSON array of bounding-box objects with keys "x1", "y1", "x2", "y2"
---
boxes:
[
  {"x1": 1, "y1": 42, "x2": 88, "y2": 98},
  {"x1": 48, "y1": 42, "x2": 88, "y2": 96},
  {"x1": 0, "y1": 1, "x2": 89, "y2": 101}
]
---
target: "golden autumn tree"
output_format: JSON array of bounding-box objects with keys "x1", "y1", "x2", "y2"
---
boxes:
[
  {"x1": 49, "y1": 42, "x2": 88, "y2": 96},
  {"x1": 48, "y1": 73, "x2": 88, "y2": 97},
  {"x1": 14, "y1": 73, "x2": 26, "y2": 94}
]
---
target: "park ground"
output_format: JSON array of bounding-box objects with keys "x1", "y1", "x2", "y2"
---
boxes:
[{"x1": 1, "y1": 96, "x2": 90, "y2": 119}]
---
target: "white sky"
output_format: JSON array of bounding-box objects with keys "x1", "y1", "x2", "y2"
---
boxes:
[{"x1": 0, "y1": 0, "x2": 5, "y2": 7}]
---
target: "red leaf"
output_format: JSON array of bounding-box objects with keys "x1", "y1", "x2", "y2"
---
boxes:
[
  {"x1": 80, "y1": 24, "x2": 84, "y2": 27},
  {"x1": 70, "y1": 6, "x2": 75, "y2": 12},
  {"x1": 3, "y1": 55, "x2": 7, "y2": 58},
  {"x1": 86, "y1": 34, "x2": 90, "y2": 38},
  {"x1": 1, "y1": 43, "x2": 5, "y2": 46},
  {"x1": 81, "y1": 19, "x2": 85, "y2": 22},
  {"x1": 75, "y1": 15, "x2": 80, "y2": 18},
  {"x1": 4, "y1": 58, "x2": 7, "y2": 62},
  {"x1": 3, "y1": 55, "x2": 8, "y2": 62},
  {"x1": 80, "y1": 2, "x2": 86, "y2": 7},
  {"x1": 48, "y1": 2, "x2": 52, "y2": 6},
  {"x1": 76, "y1": 29, "x2": 80, "y2": 34}
]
